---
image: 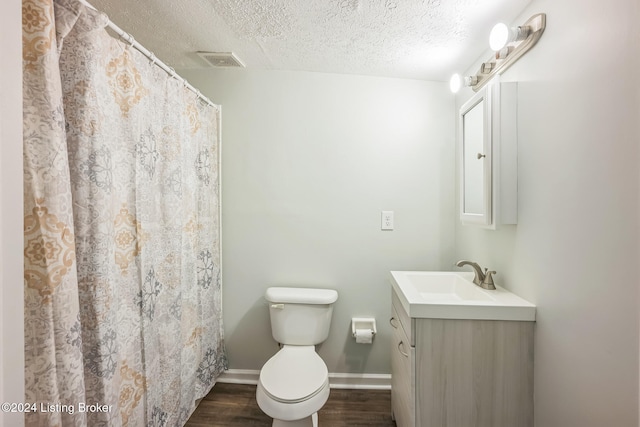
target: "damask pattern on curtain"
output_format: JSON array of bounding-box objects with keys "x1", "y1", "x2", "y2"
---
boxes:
[{"x1": 23, "y1": 0, "x2": 226, "y2": 425}]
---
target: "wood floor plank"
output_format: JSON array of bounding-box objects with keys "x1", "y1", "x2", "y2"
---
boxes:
[{"x1": 186, "y1": 383, "x2": 396, "y2": 426}]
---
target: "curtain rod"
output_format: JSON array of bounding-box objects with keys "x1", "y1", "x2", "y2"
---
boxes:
[{"x1": 78, "y1": 0, "x2": 215, "y2": 107}]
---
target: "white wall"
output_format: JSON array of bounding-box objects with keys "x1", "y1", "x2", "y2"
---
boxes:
[
  {"x1": 0, "y1": 0, "x2": 25, "y2": 426},
  {"x1": 180, "y1": 69, "x2": 455, "y2": 374},
  {"x1": 454, "y1": 0, "x2": 640, "y2": 425}
]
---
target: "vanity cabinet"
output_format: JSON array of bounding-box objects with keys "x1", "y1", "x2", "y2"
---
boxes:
[{"x1": 390, "y1": 288, "x2": 534, "y2": 427}]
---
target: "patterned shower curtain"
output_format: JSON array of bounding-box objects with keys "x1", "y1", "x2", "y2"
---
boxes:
[{"x1": 22, "y1": 0, "x2": 226, "y2": 425}]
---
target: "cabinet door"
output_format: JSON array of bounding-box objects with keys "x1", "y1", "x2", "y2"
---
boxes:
[
  {"x1": 415, "y1": 318, "x2": 534, "y2": 427},
  {"x1": 392, "y1": 290, "x2": 414, "y2": 346},
  {"x1": 460, "y1": 86, "x2": 492, "y2": 226},
  {"x1": 391, "y1": 304, "x2": 415, "y2": 427}
]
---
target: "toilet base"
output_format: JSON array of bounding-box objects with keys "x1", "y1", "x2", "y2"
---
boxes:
[
  {"x1": 256, "y1": 376, "x2": 329, "y2": 424},
  {"x1": 272, "y1": 412, "x2": 318, "y2": 427}
]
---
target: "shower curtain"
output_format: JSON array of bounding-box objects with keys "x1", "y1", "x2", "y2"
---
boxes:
[{"x1": 22, "y1": 0, "x2": 226, "y2": 425}]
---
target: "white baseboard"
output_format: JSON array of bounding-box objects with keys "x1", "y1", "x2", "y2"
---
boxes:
[
  {"x1": 218, "y1": 369, "x2": 391, "y2": 390},
  {"x1": 328, "y1": 372, "x2": 391, "y2": 390},
  {"x1": 217, "y1": 369, "x2": 260, "y2": 385}
]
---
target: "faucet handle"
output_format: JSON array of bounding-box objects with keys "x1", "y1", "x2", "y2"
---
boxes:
[{"x1": 481, "y1": 270, "x2": 497, "y2": 290}]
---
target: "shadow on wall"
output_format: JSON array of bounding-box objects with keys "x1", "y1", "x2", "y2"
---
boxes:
[
  {"x1": 335, "y1": 321, "x2": 374, "y2": 372},
  {"x1": 225, "y1": 297, "x2": 279, "y2": 368}
]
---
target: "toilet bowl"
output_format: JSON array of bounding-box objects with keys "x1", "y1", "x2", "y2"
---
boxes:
[
  {"x1": 256, "y1": 287, "x2": 338, "y2": 427},
  {"x1": 256, "y1": 346, "x2": 330, "y2": 426}
]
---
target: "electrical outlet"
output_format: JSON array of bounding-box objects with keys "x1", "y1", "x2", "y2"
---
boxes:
[{"x1": 381, "y1": 211, "x2": 394, "y2": 230}]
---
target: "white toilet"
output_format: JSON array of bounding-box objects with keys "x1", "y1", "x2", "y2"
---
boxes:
[{"x1": 256, "y1": 287, "x2": 338, "y2": 427}]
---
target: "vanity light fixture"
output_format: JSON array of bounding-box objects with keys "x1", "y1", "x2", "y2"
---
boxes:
[{"x1": 467, "y1": 13, "x2": 546, "y2": 92}]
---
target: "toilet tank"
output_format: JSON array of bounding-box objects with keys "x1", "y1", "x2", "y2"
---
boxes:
[{"x1": 265, "y1": 287, "x2": 338, "y2": 345}]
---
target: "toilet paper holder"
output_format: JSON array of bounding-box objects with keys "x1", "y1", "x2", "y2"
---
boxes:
[{"x1": 351, "y1": 317, "x2": 377, "y2": 338}]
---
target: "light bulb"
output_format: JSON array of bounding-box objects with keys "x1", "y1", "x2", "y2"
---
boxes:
[
  {"x1": 489, "y1": 23, "x2": 510, "y2": 51},
  {"x1": 489, "y1": 23, "x2": 531, "y2": 51},
  {"x1": 449, "y1": 74, "x2": 462, "y2": 93},
  {"x1": 449, "y1": 74, "x2": 479, "y2": 92}
]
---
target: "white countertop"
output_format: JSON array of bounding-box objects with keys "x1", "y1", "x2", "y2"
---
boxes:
[{"x1": 390, "y1": 270, "x2": 536, "y2": 321}]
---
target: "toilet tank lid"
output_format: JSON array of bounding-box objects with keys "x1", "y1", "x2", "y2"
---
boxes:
[{"x1": 265, "y1": 287, "x2": 338, "y2": 305}]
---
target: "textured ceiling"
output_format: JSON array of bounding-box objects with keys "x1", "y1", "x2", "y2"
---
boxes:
[{"x1": 87, "y1": 0, "x2": 532, "y2": 81}]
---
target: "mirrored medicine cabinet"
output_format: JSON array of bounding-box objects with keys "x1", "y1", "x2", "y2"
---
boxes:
[{"x1": 459, "y1": 79, "x2": 518, "y2": 228}]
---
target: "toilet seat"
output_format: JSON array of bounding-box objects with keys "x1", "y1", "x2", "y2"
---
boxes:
[{"x1": 259, "y1": 346, "x2": 328, "y2": 404}]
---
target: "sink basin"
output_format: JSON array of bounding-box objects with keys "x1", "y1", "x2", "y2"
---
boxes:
[
  {"x1": 407, "y1": 272, "x2": 495, "y2": 302},
  {"x1": 390, "y1": 271, "x2": 535, "y2": 321}
]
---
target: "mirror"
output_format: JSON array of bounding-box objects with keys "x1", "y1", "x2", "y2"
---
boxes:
[{"x1": 459, "y1": 85, "x2": 492, "y2": 226}]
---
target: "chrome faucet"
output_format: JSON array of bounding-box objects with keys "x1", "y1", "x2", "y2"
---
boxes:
[{"x1": 455, "y1": 260, "x2": 497, "y2": 290}]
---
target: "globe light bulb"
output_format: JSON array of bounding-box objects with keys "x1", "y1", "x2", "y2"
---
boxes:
[
  {"x1": 489, "y1": 23, "x2": 510, "y2": 51},
  {"x1": 449, "y1": 74, "x2": 462, "y2": 93},
  {"x1": 490, "y1": 23, "x2": 531, "y2": 52}
]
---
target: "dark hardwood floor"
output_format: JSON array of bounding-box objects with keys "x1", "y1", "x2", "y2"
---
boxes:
[{"x1": 186, "y1": 382, "x2": 397, "y2": 427}]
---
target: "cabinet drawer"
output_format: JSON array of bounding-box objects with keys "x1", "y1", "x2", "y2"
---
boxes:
[
  {"x1": 392, "y1": 290, "x2": 414, "y2": 347},
  {"x1": 391, "y1": 304, "x2": 415, "y2": 427}
]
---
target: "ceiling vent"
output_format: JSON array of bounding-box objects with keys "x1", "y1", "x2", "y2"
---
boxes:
[{"x1": 197, "y1": 52, "x2": 245, "y2": 68}]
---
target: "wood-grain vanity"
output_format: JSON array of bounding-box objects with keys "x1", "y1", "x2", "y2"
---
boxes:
[{"x1": 390, "y1": 287, "x2": 534, "y2": 427}]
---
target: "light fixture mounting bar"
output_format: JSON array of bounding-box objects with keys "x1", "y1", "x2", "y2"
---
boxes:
[{"x1": 471, "y1": 13, "x2": 546, "y2": 92}]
